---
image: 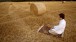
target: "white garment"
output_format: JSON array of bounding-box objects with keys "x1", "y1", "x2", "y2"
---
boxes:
[{"x1": 49, "y1": 19, "x2": 66, "y2": 34}]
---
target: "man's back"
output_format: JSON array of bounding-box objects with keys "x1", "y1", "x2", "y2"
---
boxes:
[{"x1": 52, "y1": 19, "x2": 66, "y2": 34}]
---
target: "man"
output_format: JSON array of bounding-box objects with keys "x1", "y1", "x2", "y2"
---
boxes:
[
  {"x1": 49, "y1": 13, "x2": 66, "y2": 37},
  {"x1": 38, "y1": 13, "x2": 66, "y2": 37}
]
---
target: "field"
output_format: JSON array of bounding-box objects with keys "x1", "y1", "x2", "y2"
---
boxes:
[{"x1": 0, "y1": 1, "x2": 76, "y2": 42}]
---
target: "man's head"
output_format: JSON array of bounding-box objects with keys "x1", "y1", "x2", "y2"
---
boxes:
[{"x1": 59, "y1": 13, "x2": 65, "y2": 19}]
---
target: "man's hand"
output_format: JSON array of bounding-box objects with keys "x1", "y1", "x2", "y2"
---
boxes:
[{"x1": 44, "y1": 23, "x2": 54, "y2": 29}]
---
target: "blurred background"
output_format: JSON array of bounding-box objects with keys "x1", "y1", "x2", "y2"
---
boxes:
[
  {"x1": 0, "y1": 0, "x2": 75, "y2": 2},
  {"x1": 0, "y1": 1, "x2": 76, "y2": 42}
]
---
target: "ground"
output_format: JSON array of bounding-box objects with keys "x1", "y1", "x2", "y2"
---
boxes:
[{"x1": 0, "y1": 1, "x2": 76, "y2": 42}]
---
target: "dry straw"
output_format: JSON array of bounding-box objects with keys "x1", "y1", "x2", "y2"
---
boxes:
[{"x1": 30, "y1": 2, "x2": 46, "y2": 15}]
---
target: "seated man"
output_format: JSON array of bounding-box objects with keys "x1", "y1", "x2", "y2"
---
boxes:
[
  {"x1": 49, "y1": 13, "x2": 66, "y2": 37},
  {"x1": 38, "y1": 13, "x2": 66, "y2": 37}
]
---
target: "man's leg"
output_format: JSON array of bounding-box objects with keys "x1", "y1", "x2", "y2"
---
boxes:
[
  {"x1": 49, "y1": 30, "x2": 64, "y2": 37},
  {"x1": 49, "y1": 29, "x2": 58, "y2": 35}
]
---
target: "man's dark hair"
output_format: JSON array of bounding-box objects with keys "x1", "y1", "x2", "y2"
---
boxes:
[{"x1": 59, "y1": 13, "x2": 65, "y2": 19}]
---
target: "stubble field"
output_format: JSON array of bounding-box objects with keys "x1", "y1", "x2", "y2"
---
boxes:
[{"x1": 0, "y1": 1, "x2": 76, "y2": 42}]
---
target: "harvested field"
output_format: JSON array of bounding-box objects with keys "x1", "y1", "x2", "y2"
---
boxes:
[{"x1": 0, "y1": 1, "x2": 76, "y2": 42}]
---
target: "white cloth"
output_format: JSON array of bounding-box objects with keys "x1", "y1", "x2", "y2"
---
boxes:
[
  {"x1": 49, "y1": 29, "x2": 58, "y2": 35},
  {"x1": 49, "y1": 19, "x2": 66, "y2": 34}
]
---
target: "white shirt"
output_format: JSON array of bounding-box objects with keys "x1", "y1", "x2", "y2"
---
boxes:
[{"x1": 52, "y1": 19, "x2": 66, "y2": 34}]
